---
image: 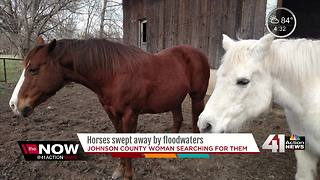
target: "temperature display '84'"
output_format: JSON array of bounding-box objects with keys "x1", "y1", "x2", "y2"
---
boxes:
[{"x1": 266, "y1": 8, "x2": 297, "y2": 38}]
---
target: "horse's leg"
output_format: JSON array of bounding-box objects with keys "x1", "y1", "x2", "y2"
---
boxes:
[
  {"x1": 106, "y1": 111, "x2": 121, "y2": 132},
  {"x1": 121, "y1": 109, "x2": 138, "y2": 180},
  {"x1": 189, "y1": 71, "x2": 208, "y2": 133},
  {"x1": 104, "y1": 112, "x2": 125, "y2": 180},
  {"x1": 285, "y1": 110, "x2": 319, "y2": 180},
  {"x1": 171, "y1": 105, "x2": 183, "y2": 133},
  {"x1": 111, "y1": 110, "x2": 138, "y2": 180},
  {"x1": 190, "y1": 94, "x2": 205, "y2": 133},
  {"x1": 112, "y1": 160, "x2": 125, "y2": 180},
  {"x1": 295, "y1": 150, "x2": 318, "y2": 180}
]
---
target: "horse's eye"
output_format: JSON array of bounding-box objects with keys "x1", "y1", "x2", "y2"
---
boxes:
[
  {"x1": 28, "y1": 68, "x2": 39, "y2": 75},
  {"x1": 236, "y1": 78, "x2": 250, "y2": 86}
]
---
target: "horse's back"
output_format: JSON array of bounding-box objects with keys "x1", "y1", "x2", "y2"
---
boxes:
[
  {"x1": 157, "y1": 45, "x2": 210, "y2": 97},
  {"x1": 140, "y1": 45, "x2": 210, "y2": 112},
  {"x1": 155, "y1": 45, "x2": 210, "y2": 78}
]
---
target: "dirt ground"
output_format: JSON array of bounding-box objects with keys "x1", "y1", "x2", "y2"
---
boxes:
[{"x1": 0, "y1": 83, "x2": 297, "y2": 180}]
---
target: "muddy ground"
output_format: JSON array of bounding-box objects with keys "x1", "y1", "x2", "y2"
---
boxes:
[{"x1": 0, "y1": 83, "x2": 297, "y2": 180}]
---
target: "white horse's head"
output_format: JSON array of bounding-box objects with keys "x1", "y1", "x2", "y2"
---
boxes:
[{"x1": 198, "y1": 34, "x2": 275, "y2": 133}]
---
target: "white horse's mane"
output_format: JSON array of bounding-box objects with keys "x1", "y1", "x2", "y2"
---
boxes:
[
  {"x1": 223, "y1": 37, "x2": 320, "y2": 95},
  {"x1": 267, "y1": 38, "x2": 320, "y2": 93}
]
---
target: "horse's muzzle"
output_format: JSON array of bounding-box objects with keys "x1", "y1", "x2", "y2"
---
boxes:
[{"x1": 21, "y1": 106, "x2": 33, "y2": 117}]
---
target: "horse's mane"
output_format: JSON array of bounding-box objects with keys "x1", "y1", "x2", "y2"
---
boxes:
[
  {"x1": 42, "y1": 39, "x2": 150, "y2": 76},
  {"x1": 266, "y1": 38, "x2": 320, "y2": 93}
]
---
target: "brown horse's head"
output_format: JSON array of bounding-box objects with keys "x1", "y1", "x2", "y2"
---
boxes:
[{"x1": 9, "y1": 37, "x2": 65, "y2": 117}]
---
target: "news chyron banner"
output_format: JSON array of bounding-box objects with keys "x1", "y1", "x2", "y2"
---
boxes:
[{"x1": 77, "y1": 133, "x2": 260, "y2": 158}]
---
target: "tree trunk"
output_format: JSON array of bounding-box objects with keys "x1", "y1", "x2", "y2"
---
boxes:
[{"x1": 99, "y1": 0, "x2": 108, "y2": 38}]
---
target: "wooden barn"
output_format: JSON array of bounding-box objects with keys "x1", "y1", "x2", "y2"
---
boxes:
[{"x1": 122, "y1": 0, "x2": 267, "y2": 69}]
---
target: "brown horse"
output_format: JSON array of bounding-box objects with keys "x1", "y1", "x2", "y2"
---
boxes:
[{"x1": 9, "y1": 37, "x2": 210, "y2": 180}]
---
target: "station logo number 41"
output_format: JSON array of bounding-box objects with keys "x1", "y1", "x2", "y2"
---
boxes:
[{"x1": 262, "y1": 134, "x2": 305, "y2": 153}]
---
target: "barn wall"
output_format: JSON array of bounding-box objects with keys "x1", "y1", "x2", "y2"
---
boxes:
[{"x1": 123, "y1": 0, "x2": 267, "y2": 68}]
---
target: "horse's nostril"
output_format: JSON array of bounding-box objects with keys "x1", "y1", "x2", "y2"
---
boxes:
[
  {"x1": 10, "y1": 104, "x2": 15, "y2": 109},
  {"x1": 218, "y1": 129, "x2": 225, "y2": 133},
  {"x1": 22, "y1": 106, "x2": 33, "y2": 117},
  {"x1": 202, "y1": 122, "x2": 212, "y2": 133}
]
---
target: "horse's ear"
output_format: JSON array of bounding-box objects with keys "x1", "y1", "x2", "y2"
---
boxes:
[
  {"x1": 48, "y1": 39, "x2": 56, "y2": 53},
  {"x1": 251, "y1": 34, "x2": 274, "y2": 54},
  {"x1": 222, "y1": 34, "x2": 235, "y2": 50},
  {"x1": 36, "y1": 36, "x2": 45, "y2": 46}
]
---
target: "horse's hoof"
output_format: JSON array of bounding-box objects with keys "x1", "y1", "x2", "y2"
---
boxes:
[
  {"x1": 111, "y1": 171, "x2": 123, "y2": 180},
  {"x1": 111, "y1": 173, "x2": 122, "y2": 180},
  {"x1": 111, "y1": 166, "x2": 125, "y2": 180}
]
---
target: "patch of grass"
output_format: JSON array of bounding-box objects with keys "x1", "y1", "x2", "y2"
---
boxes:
[
  {"x1": 0, "y1": 59, "x2": 23, "y2": 83},
  {"x1": 0, "y1": 83, "x2": 5, "y2": 95}
]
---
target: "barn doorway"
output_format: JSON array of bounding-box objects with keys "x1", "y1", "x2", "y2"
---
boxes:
[
  {"x1": 139, "y1": 19, "x2": 147, "y2": 51},
  {"x1": 281, "y1": 0, "x2": 320, "y2": 38}
]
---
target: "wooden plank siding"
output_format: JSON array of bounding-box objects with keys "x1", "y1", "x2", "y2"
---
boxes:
[{"x1": 123, "y1": 0, "x2": 267, "y2": 68}]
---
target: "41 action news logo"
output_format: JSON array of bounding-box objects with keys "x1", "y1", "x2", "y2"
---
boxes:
[
  {"x1": 18, "y1": 141, "x2": 85, "y2": 161},
  {"x1": 262, "y1": 134, "x2": 305, "y2": 152}
]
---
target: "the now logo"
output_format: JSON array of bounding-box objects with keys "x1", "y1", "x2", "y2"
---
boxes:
[
  {"x1": 262, "y1": 134, "x2": 285, "y2": 152},
  {"x1": 39, "y1": 144, "x2": 79, "y2": 155},
  {"x1": 18, "y1": 141, "x2": 85, "y2": 161}
]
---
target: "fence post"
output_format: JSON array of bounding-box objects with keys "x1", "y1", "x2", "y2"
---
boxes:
[{"x1": 3, "y1": 59, "x2": 7, "y2": 83}]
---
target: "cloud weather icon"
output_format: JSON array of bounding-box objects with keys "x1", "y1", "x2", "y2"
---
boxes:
[{"x1": 270, "y1": 16, "x2": 279, "y2": 24}]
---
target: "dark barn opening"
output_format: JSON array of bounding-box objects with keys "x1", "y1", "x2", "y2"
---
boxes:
[
  {"x1": 281, "y1": 0, "x2": 320, "y2": 38},
  {"x1": 139, "y1": 19, "x2": 147, "y2": 51}
]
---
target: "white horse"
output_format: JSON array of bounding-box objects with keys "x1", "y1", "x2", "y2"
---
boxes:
[{"x1": 198, "y1": 33, "x2": 320, "y2": 180}]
